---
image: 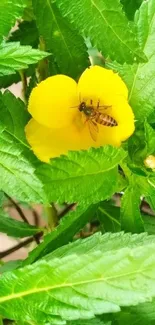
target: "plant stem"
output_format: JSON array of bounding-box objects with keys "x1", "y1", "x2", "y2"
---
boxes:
[
  {"x1": 0, "y1": 232, "x2": 43, "y2": 259},
  {"x1": 45, "y1": 204, "x2": 58, "y2": 230},
  {"x1": 19, "y1": 70, "x2": 27, "y2": 104},
  {"x1": 58, "y1": 203, "x2": 77, "y2": 219},
  {"x1": 5, "y1": 194, "x2": 28, "y2": 223},
  {"x1": 4, "y1": 194, "x2": 40, "y2": 245},
  {"x1": 37, "y1": 36, "x2": 49, "y2": 81}
]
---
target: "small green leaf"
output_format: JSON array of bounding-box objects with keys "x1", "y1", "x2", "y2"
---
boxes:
[
  {"x1": 0, "y1": 91, "x2": 29, "y2": 144},
  {"x1": 143, "y1": 121, "x2": 155, "y2": 157},
  {"x1": 23, "y1": 204, "x2": 98, "y2": 265},
  {"x1": 121, "y1": 0, "x2": 143, "y2": 20},
  {"x1": 97, "y1": 202, "x2": 121, "y2": 233},
  {"x1": 9, "y1": 21, "x2": 39, "y2": 47},
  {"x1": 107, "y1": 299, "x2": 155, "y2": 325},
  {"x1": 55, "y1": 0, "x2": 146, "y2": 64},
  {"x1": 0, "y1": 0, "x2": 26, "y2": 42},
  {"x1": 121, "y1": 184, "x2": 144, "y2": 233},
  {"x1": 0, "y1": 42, "x2": 50, "y2": 76},
  {"x1": 33, "y1": 0, "x2": 89, "y2": 78},
  {"x1": 36, "y1": 146, "x2": 126, "y2": 204},
  {"x1": 127, "y1": 121, "x2": 155, "y2": 166},
  {"x1": 0, "y1": 210, "x2": 41, "y2": 237},
  {"x1": 2, "y1": 233, "x2": 155, "y2": 323}
]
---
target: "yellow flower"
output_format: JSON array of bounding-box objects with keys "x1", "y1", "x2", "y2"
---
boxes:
[{"x1": 25, "y1": 66, "x2": 135, "y2": 162}]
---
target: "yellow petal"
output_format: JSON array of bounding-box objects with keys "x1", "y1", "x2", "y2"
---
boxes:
[
  {"x1": 26, "y1": 117, "x2": 122, "y2": 163},
  {"x1": 28, "y1": 75, "x2": 79, "y2": 129},
  {"x1": 25, "y1": 118, "x2": 83, "y2": 162},
  {"x1": 78, "y1": 65, "x2": 128, "y2": 107}
]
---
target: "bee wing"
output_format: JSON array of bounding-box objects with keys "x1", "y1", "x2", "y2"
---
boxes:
[
  {"x1": 97, "y1": 105, "x2": 112, "y2": 112},
  {"x1": 88, "y1": 120, "x2": 99, "y2": 142}
]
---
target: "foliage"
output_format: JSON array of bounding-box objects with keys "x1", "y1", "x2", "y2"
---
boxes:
[
  {"x1": 0, "y1": 0, "x2": 155, "y2": 324},
  {"x1": 2, "y1": 232, "x2": 155, "y2": 324}
]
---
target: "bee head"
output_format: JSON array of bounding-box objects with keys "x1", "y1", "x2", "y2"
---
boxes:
[{"x1": 79, "y1": 102, "x2": 86, "y2": 112}]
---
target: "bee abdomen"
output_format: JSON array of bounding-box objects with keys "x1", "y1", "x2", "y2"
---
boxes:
[{"x1": 95, "y1": 113, "x2": 117, "y2": 127}]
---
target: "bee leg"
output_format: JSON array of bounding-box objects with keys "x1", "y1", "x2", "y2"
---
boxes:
[
  {"x1": 84, "y1": 117, "x2": 89, "y2": 124},
  {"x1": 90, "y1": 99, "x2": 93, "y2": 105},
  {"x1": 96, "y1": 100, "x2": 100, "y2": 109}
]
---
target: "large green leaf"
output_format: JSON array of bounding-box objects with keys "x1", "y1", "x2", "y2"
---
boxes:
[
  {"x1": 0, "y1": 210, "x2": 41, "y2": 237},
  {"x1": 2, "y1": 233, "x2": 155, "y2": 323},
  {"x1": 121, "y1": 0, "x2": 143, "y2": 20},
  {"x1": 23, "y1": 204, "x2": 98, "y2": 265},
  {"x1": 0, "y1": 0, "x2": 26, "y2": 42},
  {"x1": 0, "y1": 42, "x2": 50, "y2": 76},
  {"x1": 36, "y1": 146, "x2": 126, "y2": 204},
  {"x1": 120, "y1": 184, "x2": 144, "y2": 233},
  {"x1": 0, "y1": 127, "x2": 46, "y2": 203},
  {"x1": 33, "y1": 0, "x2": 89, "y2": 78},
  {"x1": 107, "y1": 0, "x2": 155, "y2": 121},
  {"x1": 55, "y1": 0, "x2": 146, "y2": 64},
  {"x1": 0, "y1": 91, "x2": 29, "y2": 144}
]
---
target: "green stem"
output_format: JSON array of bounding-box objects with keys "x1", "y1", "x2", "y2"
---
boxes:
[
  {"x1": 37, "y1": 36, "x2": 49, "y2": 82},
  {"x1": 45, "y1": 204, "x2": 58, "y2": 230},
  {"x1": 19, "y1": 70, "x2": 27, "y2": 104}
]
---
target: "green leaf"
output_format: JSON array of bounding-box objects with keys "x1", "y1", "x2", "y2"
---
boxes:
[
  {"x1": 120, "y1": 184, "x2": 144, "y2": 233},
  {"x1": 23, "y1": 0, "x2": 35, "y2": 21},
  {"x1": 0, "y1": 42, "x2": 50, "y2": 76},
  {"x1": 97, "y1": 200, "x2": 154, "y2": 234},
  {"x1": 0, "y1": 127, "x2": 46, "y2": 203},
  {"x1": 127, "y1": 121, "x2": 155, "y2": 166},
  {"x1": 67, "y1": 319, "x2": 107, "y2": 325},
  {"x1": 0, "y1": 260, "x2": 22, "y2": 274},
  {"x1": 106, "y1": 299, "x2": 155, "y2": 325},
  {"x1": 36, "y1": 146, "x2": 126, "y2": 204},
  {"x1": 0, "y1": 210, "x2": 41, "y2": 238},
  {"x1": 33, "y1": 0, "x2": 89, "y2": 78},
  {"x1": 0, "y1": 73, "x2": 20, "y2": 89},
  {"x1": 2, "y1": 233, "x2": 155, "y2": 323},
  {"x1": 107, "y1": 0, "x2": 155, "y2": 121},
  {"x1": 0, "y1": 0, "x2": 26, "y2": 42},
  {"x1": 0, "y1": 91, "x2": 29, "y2": 144},
  {"x1": 23, "y1": 204, "x2": 98, "y2": 265},
  {"x1": 143, "y1": 121, "x2": 155, "y2": 157},
  {"x1": 121, "y1": 0, "x2": 143, "y2": 20},
  {"x1": 142, "y1": 214, "x2": 155, "y2": 235},
  {"x1": 55, "y1": 0, "x2": 146, "y2": 64},
  {"x1": 9, "y1": 21, "x2": 39, "y2": 47},
  {"x1": 97, "y1": 202, "x2": 121, "y2": 233}
]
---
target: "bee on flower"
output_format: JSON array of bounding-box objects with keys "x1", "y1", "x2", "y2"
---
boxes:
[{"x1": 25, "y1": 65, "x2": 135, "y2": 162}]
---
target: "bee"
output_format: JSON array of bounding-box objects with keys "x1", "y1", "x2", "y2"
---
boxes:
[{"x1": 79, "y1": 100, "x2": 118, "y2": 141}]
